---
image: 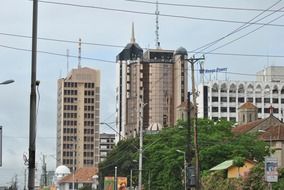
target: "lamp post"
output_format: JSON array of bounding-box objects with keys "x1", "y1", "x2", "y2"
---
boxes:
[
  {"x1": 176, "y1": 150, "x2": 187, "y2": 190},
  {"x1": 0, "y1": 80, "x2": 14, "y2": 85}
]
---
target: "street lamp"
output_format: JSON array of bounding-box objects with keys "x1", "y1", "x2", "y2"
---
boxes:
[
  {"x1": 0, "y1": 79, "x2": 14, "y2": 85},
  {"x1": 176, "y1": 150, "x2": 187, "y2": 190}
]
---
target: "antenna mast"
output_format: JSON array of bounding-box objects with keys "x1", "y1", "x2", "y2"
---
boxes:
[
  {"x1": 78, "y1": 38, "x2": 82, "y2": 68},
  {"x1": 155, "y1": 1, "x2": 160, "y2": 49}
]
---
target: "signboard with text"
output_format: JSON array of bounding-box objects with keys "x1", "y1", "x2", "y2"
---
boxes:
[{"x1": 265, "y1": 157, "x2": 278, "y2": 182}]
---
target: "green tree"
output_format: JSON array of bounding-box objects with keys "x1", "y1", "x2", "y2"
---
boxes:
[{"x1": 99, "y1": 118, "x2": 269, "y2": 189}]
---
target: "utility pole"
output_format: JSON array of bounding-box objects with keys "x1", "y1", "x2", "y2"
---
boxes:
[
  {"x1": 138, "y1": 94, "x2": 145, "y2": 190},
  {"x1": 28, "y1": 0, "x2": 38, "y2": 190},
  {"x1": 24, "y1": 169, "x2": 27, "y2": 190},
  {"x1": 188, "y1": 55, "x2": 205, "y2": 190},
  {"x1": 187, "y1": 91, "x2": 192, "y2": 190},
  {"x1": 42, "y1": 154, "x2": 47, "y2": 187},
  {"x1": 114, "y1": 166, "x2": 118, "y2": 190}
]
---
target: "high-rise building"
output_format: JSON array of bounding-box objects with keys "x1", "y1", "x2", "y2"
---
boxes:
[
  {"x1": 56, "y1": 67, "x2": 100, "y2": 171},
  {"x1": 99, "y1": 133, "x2": 115, "y2": 162},
  {"x1": 116, "y1": 25, "x2": 188, "y2": 139}
]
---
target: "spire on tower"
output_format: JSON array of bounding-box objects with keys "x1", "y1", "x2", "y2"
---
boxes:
[
  {"x1": 155, "y1": 0, "x2": 160, "y2": 49},
  {"x1": 130, "y1": 22, "x2": 136, "y2": 43},
  {"x1": 78, "y1": 38, "x2": 82, "y2": 68}
]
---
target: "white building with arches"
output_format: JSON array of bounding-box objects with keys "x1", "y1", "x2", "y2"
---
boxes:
[{"x1": 197, "y1": 66, "x2": 284, "y2": 123}]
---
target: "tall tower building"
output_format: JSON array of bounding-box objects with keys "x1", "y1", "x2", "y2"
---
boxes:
[
  {"x1": 116, "y1": 24, "x2": 188, "y2": 139},
  {"x1": 56, "y1": 67, "x2": 100, "y2": 171}
]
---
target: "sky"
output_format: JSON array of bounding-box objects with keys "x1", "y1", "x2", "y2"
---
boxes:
[{"x1": 0, "y1": 0, "x2": 284, "y2": 188}]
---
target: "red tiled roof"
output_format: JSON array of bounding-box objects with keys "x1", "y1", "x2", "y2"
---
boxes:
[
  {"x1": 59, "y1": 167, "x2": 97, "y2": 184},
  {"x1": 259, "y1": 124, "x2": 284, "y2": 141},
  {"x1": 232, "y1": 114, "x2": 282, "y2": 134},
  {"x1": 239, "y1": 102, "x2": 257, "y2": 109},
  {"x1": 232, "y1": 119, "x2": 263, "y2": 134}
]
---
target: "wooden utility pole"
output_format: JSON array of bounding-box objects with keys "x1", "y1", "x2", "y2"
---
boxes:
[{"x1": 188, "y1": 55, "x2": 204, "y2": 190}]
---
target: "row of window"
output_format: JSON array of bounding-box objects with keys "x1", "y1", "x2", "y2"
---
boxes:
[
  {"x1": 84, "y1": 106, "x2": 94, "y2": 111},
  {"x1": 84, "y1": 121, "x2": 95, "y2": 127},
  {"x1": 63, "y1": 151, "x2": 74, "y2": 157},
  {"x1": 64, "y1": 97, "x2": 77, "y2": 103},
  {"x1": 63, "y1": 136, "x2": 77, "y2": 141},
  {"x1": 84, "y1": 136, "x2": 94, "y2": 142},
  {"x1": 84, "y1": 98, "x2": 95, "y2": 104},
  {"x1": 64, "y1": 105, "x2": 77, "y2": 111},
  {"x1": 64, "y1": 113, "x2": 77, "y2": 119},
  {"x1": 211, "y1": 107, "x2": 280, "y2": 114},
  {"x1": 64, "y1": 90, "x2": 78, "y2": 95},
  {"x1": 84, "y1": 113, "x2": 94, "y2": 119},
  {"x1": 212, "y1": 117, "x2": 236, "y2": 121},
  {"x1": 63, "y1": 159, "x2": 76, "y2": 165},
  {"x1": 84, "y1": 129, "x2": 94, "y2": 134},
  {"x1": 85, "y1": 83, "x2": 95, "y2": 89},
  {"x1": 84, "y1": 90, "x2": 95, "y2": 96},
  {"x1": 84, "y1": 144, "x2": 94, "y2": 150},
  {"x1": 212, "y1": 96, "x2": 284, "y2": 104},
  {"x1": 63, "y1": 120, "x2": 77, "y2": 126},
  {"x1": 63, "y1": 128, "x2": 77, "y2": 134},
  {"x1": 84, "y1": 160, "x2": 94, "y2": 165},
  {"x1": 84, "y1": 152, "x2": 94, "y2": 157},
  {"x1": 212, "y1": 107, "x2": 236, "y2": 112},
  {"x1": 64, "y1": 82, "x2": 77, "y2": 88}
]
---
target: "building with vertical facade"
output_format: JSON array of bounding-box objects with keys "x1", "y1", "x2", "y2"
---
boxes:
[
  {"x1": 116, "y1": 24, "x2": 188, "y2": 139},
  {"x1": 99, "y1": 133, "x2": 115, "y2": 162},
  {"x1": 57, "y1": 67, "x2": 100, "y2": 171},
  {"x1": 197, "y1": 66, "x2": 284, "y2": 122}
]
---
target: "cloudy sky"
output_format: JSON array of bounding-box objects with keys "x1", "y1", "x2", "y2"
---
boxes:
[{"x1": 1, "y1": 0, "x2": 284, "y2": 187}]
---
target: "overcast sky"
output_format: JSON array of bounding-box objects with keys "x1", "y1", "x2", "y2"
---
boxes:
[{"x1": 1, "y1": 0, "x2": 284, "y2": 187}]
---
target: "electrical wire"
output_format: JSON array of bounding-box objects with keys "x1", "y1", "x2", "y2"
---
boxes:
[
  {"x1": 125, "y1": 0, "x2": 284, "y2": 13},
  {"x1": 36, "y1": 0, "x2": 284, "y2": 27},
  {"x1": 192, "y1": 0, "x2": 283, "y2": 53},
  {"x1": 205, "y1": 11, "x2": 284, "y2": 54}
]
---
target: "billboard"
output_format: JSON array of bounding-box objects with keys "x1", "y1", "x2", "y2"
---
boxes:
[
  {"x1": 104, "y1": 176, "x2": 127, "y2": 190},
  {"x1": 265, "y1": 157, "x2": 278, "y2": 182}
]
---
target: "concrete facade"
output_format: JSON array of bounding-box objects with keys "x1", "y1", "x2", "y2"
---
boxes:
[
  {"x1": 99, "y1": 133, "x2": 115, "y2": 162},
  {"x1": 56, "y1": 67, "x2": 100, "y2": 171},
  {"x1": 116, "y1": 32, "x2": 188, "y2": 139}
]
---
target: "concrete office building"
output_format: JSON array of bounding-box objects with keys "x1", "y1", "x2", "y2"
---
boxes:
[
  {"x1": 197, "y1": 66, "x2": 284, "y2": 122},
  {"x1": 99, "y1": 133, "x2": 115, "y2": 162},
  {"x1": 56, "y1": 67, "x2": 100, "y2": 171},
  {"x1": 116, "y1": 25, "x2": 188, "y2": 139}
]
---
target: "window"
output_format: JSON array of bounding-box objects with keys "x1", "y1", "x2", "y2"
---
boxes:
[
  {"x1": 273, "y1": 98, "x2": 279, "y2": 104},
  {"x1": 238, "y1": 97, "x2": 244, "y2": 103},
  {"x1": 212, "y1": 107, "x2": 218, "y2": 112},
  {"x1": 229, "y1": 97, "x2": 236, "y2": 102},
  {"x1": 221, "y1": 97, "x2": 227, "y2": 102},
  {"x1": 221, "y1": 107, "x2": 227, "y2": 112},
  {"x1": 256, "y1": 98, "x2": 261, "y2": 103},
  {"x1": 229, "y1": 107, "x2": 236, "y2": 112},
  {"x1": 247, "y1": 97, "x2": 253, "y2": 102},
  {"x1": 258, "y1": 108, "x2": 262, "y2": 113},
  {"x1": 212, "y1": 97, "x2": 218, "y2": 102},
  {"x1": 229, "y1": 117, "x2": 236, "y2": 122},
  {"x1": 264, "y1": 98, "x2": 270, "y2": 103}
]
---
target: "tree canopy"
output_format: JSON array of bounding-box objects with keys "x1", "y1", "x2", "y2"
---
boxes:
[{"x1": 99, "y1": 119, "x2": 269, "y2": 189}]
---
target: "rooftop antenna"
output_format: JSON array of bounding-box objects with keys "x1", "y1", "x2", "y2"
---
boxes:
[
  {"x1": 66, "y1": 49, "x2": 69, "y2": 74},
  {"x1": 78, "y1": 38, "x2": 82, "y2": 68},
  {"x1": 130, "y1": 22, "x2": 136, "y2": 43},
  {"x1": 155, "y1": 0, "x2": 160, "y2": 49}
]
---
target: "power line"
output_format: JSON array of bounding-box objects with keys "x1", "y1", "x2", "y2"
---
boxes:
[
  {"x1": 36, "y1": 0, "x2": 284, "y2": 27},
  {"x1": 192, "y1": 0, "x2": 283, "y2": 53},
  {"x1": 125, "y1": 0, "x2": 284, "y2": 12},
  {"x1": 206, "y1": 10, "x2": 284, "y2": 54}
]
